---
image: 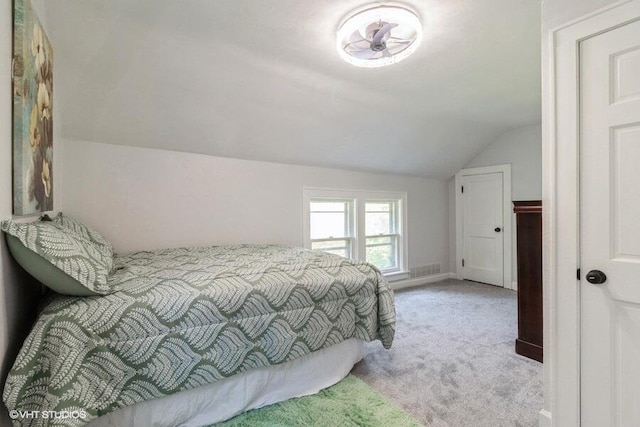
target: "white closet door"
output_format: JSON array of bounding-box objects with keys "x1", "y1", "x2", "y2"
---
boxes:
[
  {"x1": 580, "y1": 19, "x2": 640, "y2": 427},
  {"x1": 462, "y1": 172, "x2": 504, "y2": 287}
]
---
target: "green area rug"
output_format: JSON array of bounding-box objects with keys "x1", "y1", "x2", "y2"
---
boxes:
[{"x1": 212, "y1": 375, "x2": 422, "y2": 427}]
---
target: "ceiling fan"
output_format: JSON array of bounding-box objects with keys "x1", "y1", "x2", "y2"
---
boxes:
[
  {"x1": 345, "y1": 21, "x2": 413, "y2": 60},
  {"x1": 336, "y1": 5, "x2": 423, "y2": 68}
]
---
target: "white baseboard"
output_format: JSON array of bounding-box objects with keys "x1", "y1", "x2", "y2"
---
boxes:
[
  {"x1": 391, "y1": 273, "x2": 455, "y2": 290},
  {"x1": 511, "y1": 281, "x2": 518, "y2": 291},
  {"x1": 538, "y1": 409, "x2": 551, "y2": 427}
]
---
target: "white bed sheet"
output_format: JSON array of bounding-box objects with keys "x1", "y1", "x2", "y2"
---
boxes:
[{"x1": 88, "y1": 338, "x2": 365, "y2": 427}]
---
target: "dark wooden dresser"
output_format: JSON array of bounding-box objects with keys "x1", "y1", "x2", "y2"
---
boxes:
[{"x1": 513, "y1": 201, "x2": 543, "y2": 363}]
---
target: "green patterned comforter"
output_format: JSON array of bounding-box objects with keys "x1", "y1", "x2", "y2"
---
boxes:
[{"x1": 3, "y1": 245, "x2": 395, "y2": 426}]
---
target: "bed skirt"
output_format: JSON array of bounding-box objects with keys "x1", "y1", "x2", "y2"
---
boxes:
[{"x1": 88, "y1": 338, "x2": 365, "y2": 427}]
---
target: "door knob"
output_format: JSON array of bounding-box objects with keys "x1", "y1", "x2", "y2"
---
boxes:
[
  {"x1": 586, "y1": 270, "x2": 607, "y2": 284},
  {"x1": 494, "y1": 227, "x2": 502, "y2": 232}
]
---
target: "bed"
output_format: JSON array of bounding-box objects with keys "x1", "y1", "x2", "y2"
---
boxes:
[{"x1": 1, "y1": 216, "x2": 395, "y2": 427}]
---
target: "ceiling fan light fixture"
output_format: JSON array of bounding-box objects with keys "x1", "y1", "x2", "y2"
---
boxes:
[{"x1": 337, "y1": 5, "x2": 422, "y2": 68}]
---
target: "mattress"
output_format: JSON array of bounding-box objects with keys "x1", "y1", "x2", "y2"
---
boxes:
[
  {"x1": 88, "y1": 338, "x2": 365, "y2": 427},
  {"x1": 4, "y1": 244, "x2": 395, "y2": 426}
]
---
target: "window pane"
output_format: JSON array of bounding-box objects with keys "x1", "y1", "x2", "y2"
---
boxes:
[
  {"x1": 310, "y1": 212, "x2": 348, "y2": 239},
  {"x1": 366, "y1": 236, "x2": 397, "y2": 270},
  {"x1": 310, "y1": 201, "x2": 347, "y2": 213},
  {"x1": 312, "y1": 240, "x2": 350, "y2": 258},
  {"x1": 366, "y1": 212, "x2": 392, "y2": 235},
  {"x1": 366, "y1": 203, "x2": 390, "y2": 212},
  {"x1": 310, "y1": 200, "x2": 350, "y2": 240},
  {"x1": 365, "y1": 201, "x2": 394, "y2": 235}
]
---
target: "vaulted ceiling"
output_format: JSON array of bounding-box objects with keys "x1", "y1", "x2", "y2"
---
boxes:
[{"x1": 46, "y1": 0, "x2": 541, "y2": 178}]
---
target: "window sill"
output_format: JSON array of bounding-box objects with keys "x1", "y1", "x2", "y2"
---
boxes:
[{"x1": 382, "y1": 270, "x2": 410, "y2": 282}]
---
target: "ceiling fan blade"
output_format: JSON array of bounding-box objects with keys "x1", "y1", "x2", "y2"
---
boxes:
[
  {"x1": 382, "y1": 49, "x2": 392, "y2": 58},
  {"x1": 348, "y1": 30, "x2": 370, "y2": 49},
  {"x1": 346, "y1": 41, "x2": 371, "y2": 50},
  {"x1": 349, "y1": 30, "x2": 366, "y2": 43},
  {"x1": 372, "y1": 23, "x2": 398, "y2": 44},
  {"x1": 353, "y1": 49, "x2": 377, "y2": 59},
  {"x1": 387, "y1": 38, "x2": 412, "y2": 45}
]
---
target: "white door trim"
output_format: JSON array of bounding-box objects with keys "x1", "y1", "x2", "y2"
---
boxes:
[
  {"x1": 454, "y1": 164, "x2": 512, "y2": 289},
  {"x1": 544, "y1": 2, "x2": 640, "y2": 426}
]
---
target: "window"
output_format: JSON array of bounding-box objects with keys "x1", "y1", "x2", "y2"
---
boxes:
[
  {"x1": 303, "y1": 188, "x2": 407, "y2": 277},
  {"x1": 309, "y1": 200, "x2": 354, "y2": 258},
  {"x1": 365, "y1": 201, "x2": 399, "y2": 271}
]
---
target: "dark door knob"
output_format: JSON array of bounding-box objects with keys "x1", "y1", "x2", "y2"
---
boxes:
[
  {"x1": 494, "y1": 227, "x2": 502, "y2": 232},
  {"x1": 586, "y1": 270, "x2": 607, "y2": 284}
]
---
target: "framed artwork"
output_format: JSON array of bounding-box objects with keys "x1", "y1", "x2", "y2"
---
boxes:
[{"x1": 13, "y1": 0, "x2": 53, "y2": 215}]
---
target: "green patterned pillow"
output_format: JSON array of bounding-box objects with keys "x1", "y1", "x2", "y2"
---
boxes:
[
  {"x1": 53, "y1": 212, "x2": 113, "y2": 250},
  {"x1": 1, "y1": 220, "x2": 113, "y2": 296},
  {"x1": 52, "y1": 212, "x2": 115, "y2": 273}
]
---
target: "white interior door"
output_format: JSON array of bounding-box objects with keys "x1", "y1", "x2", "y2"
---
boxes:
[
  {"x1": 462, "y1": 173, "x2": 504, "y2": 287},
  {"x1": 580, "y1": 19, "x2": 640, "y2": 427}
]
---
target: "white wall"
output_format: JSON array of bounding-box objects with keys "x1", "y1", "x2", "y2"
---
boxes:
[
  {"x1": 448, "y1": 124, "x2": 542, "y2": 282},
  {"x1": 62, "y1": 140, "x2": 450, "y2": 273},
  {"x1": 1, "y1": 1, "x2": 62, "y2": 425},
  {"x1": 465, "y1": 124, "x2": 542, "y2": 200},
  {"x1": 542, "y1": 0, "x2": 621, "y2": 30}
]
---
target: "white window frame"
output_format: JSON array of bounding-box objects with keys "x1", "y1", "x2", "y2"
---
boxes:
[
  {"x1": 364, "y1": 199, "x2": 402, "y2": 272},
  {"x1": 308, "y1": 198, "x2": 355, "y2": 259},
  {"x1": 303, "y1": 188, "x2": 409, "y2": 279}
]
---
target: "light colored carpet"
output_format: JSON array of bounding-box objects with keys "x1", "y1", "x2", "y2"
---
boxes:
[
  {"x1": 213, "y1": 375, "x2": 421, "y2": 426},
  {"x1": 352, "y1": 279, "x2": 543, "y2": 427}
]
